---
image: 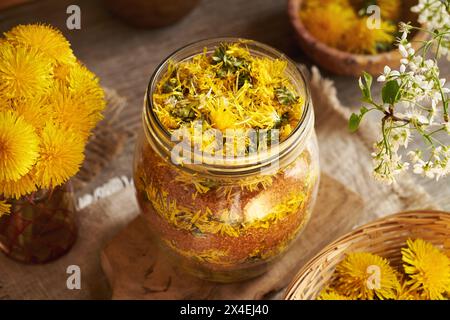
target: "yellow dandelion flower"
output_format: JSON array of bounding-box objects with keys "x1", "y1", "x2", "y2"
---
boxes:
[
  {"x1": 4, "y1": 24, "x2": 76, "y2": 65},
  {"x1": 341, "y1": 18, "x2": 396, "y2": 54},
  {"x1": 0, "y1": 200, "x2": 11, "y2": 217},
  {"x1": 0, "y1": 169, "x2": 37, "y2": 199},
  {"x1": 333, "y1": 252, "x2": 400, "y2": 300},
  {"x1": 396, "y1": 276, "x2": 421, "y2": 300},
  {"x1": 53, "y1": 63, "x2": 72, "y2": 83},
  {"x1": 10, "y1": 98, "x2": 50, "y2": 131},
  {"x1": 49, "y1": 85, "x2": 103, "y2": 140},
  {"x1": 402, "y1": 238, "x2": 450, "y2": 300},
  {"x1": 0, "y1": 92, "x2": 10, "y2": 111},
  {"x1": 300, "y1": 2, "x2": 357, "y2": 49},
  {"x1": 209, "y1": 101, "x2": 237, "y2": 131},
  {"x1": 317, "y1": 289, "x2": 350, "y2": 300},
  {"x1": 34, "y1": 123, "x2": 84, "y2": 188},
  {"x1": 0, "y1": 42, "x2": 53, "y2": 99},
  {"x1": 67, "y1": 63, "x2": 106, "y2": 114},
  {"x1": 0, "y1": 111, "x2": 39, "y2": 182}
]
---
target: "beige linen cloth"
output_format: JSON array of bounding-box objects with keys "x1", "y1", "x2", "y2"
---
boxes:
[{"x1": 0, "y1": 68, "x2": 437, "y2": 300}]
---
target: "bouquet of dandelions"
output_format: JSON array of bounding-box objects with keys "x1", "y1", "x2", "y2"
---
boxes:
[
  {"x1": 0, "y1": 24, "x2": 105, "y2": 216},
  {"x1": 350, "y1": 0, "x2": 450, "y2": 184}
]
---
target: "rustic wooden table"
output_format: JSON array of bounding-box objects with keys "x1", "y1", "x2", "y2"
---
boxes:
[{"x1": 0, "y1": 0, "x2": 449, "y2": 299}]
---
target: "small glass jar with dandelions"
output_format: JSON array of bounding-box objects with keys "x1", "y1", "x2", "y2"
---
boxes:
[
  {"x1": 134, "y1": 39, "x2": 320, "y2": 282},
  {"x1": 349, "y1": 0, "x2": 450, "y2": 183}
]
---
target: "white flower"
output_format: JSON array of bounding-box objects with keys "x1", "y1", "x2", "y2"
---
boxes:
[
  {"x1": 364, "y1": 0, "x2": 450, "y2": 183},
  {"x1": 401, "y1": 31, "x2": 408, "y2": 41},
  {"x1": 431, "y1": 98, "x2": 437, "y2": 111},
  {"x1": 424, "y1": 59, "x2": 435, "y2": 69},
  {"x1": 412, "y1": 0, "x2": 450, "y2": 33},
  {"x1": 399, "y1": 44, "x2": 408, "y2": 57},
  {"x1": 397, "y1": 110, "x2": 429, "y2": 125},
  {"x1": 390, "y1": 127, "x2": 411, "y2": 150},
  {"x1": 435, "y1": 164, "x2": 449, "y2": 181},
  {"x1": 378, "y1": 65, "x2": 403, "y2": 82},
  {"x1": 431, "y1": 146, "x2": 443, "y2": 161},
  {"x1": 372, "y1": 141, "x2": 410, "y2": 183},
  {"x1": 413, "y1": 162, "x2": 424, "y2": 174},
  {"x1": 408, "y1": 150, "x2": 422, "y2": 163},
  {"x1": 413, "y1": 161, "x2": 435, "y2": 179},
  {"x1": 399, "y1": 22, "x2": 413, "y2": 34}
]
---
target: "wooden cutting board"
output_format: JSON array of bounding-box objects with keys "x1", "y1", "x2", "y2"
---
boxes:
[{"x1": 100, "y1": 174, "x2": 364, "y2": 299}]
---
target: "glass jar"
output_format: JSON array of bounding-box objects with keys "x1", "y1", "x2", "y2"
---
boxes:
[
  {"x1": 133, "y1": 38, "x2": 320, "y2": 282},
  {"x1": 0, "y1": 182, "x2": 77, "y2": 264}
]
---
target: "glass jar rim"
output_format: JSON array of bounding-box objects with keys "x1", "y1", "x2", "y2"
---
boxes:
[{"x1": 144, "y1": 37, "x2": 314, "y2": 178}]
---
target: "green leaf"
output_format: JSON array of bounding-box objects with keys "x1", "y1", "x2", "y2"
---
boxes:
[
  {"x1": 359, "y1": 72, "x2": 373, "y2": 103},
  {"x1": 382, "y1": 80, "x2": 400, "y2": 105},
  {"x1": 348, "y1": 106, "x2": 371, "y2": 133},
  {"x1": 362, "y1": 72, "x2": 372, "y2": 88},
  {"x1": 275, "y1": 86, "x2": 298, "y2": 105},
  {"x1": 349, "y1": 113, "x2": 362, "y2": 133}
]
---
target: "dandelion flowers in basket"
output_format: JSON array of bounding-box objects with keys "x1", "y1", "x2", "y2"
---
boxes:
[
  {"x1": 318, "y1": 239, "x2": 450, "y2": 300},
  {"x1": 0, "y1": 24, "x2": 105, "y2": 215}
]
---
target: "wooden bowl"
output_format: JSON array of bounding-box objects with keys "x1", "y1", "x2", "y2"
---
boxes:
[
  {"x1": 284, "y1": 210, "x2": 450, "y2": 300},
  {"x1": 288, "y1": 0, "x2": 428, "y2": 76}
]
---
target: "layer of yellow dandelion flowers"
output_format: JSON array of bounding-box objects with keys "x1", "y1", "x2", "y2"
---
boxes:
[{"x1": 0, "y1": 24, "x2": 105, "y2": 216}]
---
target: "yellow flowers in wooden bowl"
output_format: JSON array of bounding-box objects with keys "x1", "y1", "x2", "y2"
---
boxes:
[
  {"x1": 285, "y1": 211, "x2": 450, "y2": 300},
  {"x1": 300, "y1": 0, "x2": 399, "y2": 55},
  {"x1": 287, "y1": 0, "x2": 428, "y2": 76},
  {"x1": 0, "y1": 24, "x2": 105, "y2": 216}
]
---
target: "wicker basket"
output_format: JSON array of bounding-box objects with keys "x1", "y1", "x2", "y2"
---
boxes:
[{"x1": 284, "y1": 210, "x2": 450, "y2": 300}]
